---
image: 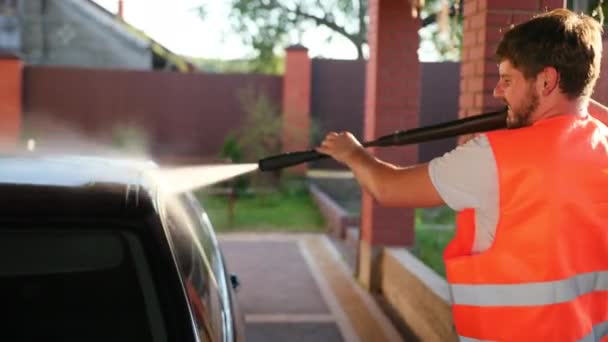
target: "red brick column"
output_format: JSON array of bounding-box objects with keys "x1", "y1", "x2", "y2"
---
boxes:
[
  {"x1": 594, "y1": 35, "x2": 608, "y2": 106},
  {"x1": 459, "y1": 0, "x2": 565, "y2": 124},
  {"x1": 281, "y1": 44, "x2": 311, "y2": 175},
  {"x1": 0, "y1": 54, "x2": 22, "y2": 151},
  {"x1": 359, "y1": 0, "x2": 420, "y2": 290}
]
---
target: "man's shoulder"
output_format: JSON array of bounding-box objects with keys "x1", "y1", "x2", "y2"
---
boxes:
[
  {"x1": 433, "y1": 134, "x2": 494, "y2": 165},
  {"x1": 456, "y1": 134, "x2": 491, "y2": 150}
]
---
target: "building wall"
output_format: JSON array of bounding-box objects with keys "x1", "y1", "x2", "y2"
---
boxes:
[{"x1": 20, "y1": 0, "x2": 151, "y2": 69}]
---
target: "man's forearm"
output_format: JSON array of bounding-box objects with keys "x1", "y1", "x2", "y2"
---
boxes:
[
  {"x1": 345, "y1": 150, "x2": 444, "y2": 208},
  {"x1": 344, "y1": 149, "x2": 388, "y2": 202}
]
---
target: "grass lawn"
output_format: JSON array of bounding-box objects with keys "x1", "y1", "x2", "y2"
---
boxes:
[
  {"x1": 197, "y1": 180, "x2": 455, "y2": 277},
  {"x1": 196, "y1": 190, "x2": 325, "y2": 232}
]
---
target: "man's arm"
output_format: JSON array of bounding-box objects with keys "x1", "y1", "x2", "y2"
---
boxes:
[
  {"x1": 315, "y1": 132, "x2": 444, "y2": 208},
  {"x1": 589, "y1": 98, "x2": 608, "y2": 125}
]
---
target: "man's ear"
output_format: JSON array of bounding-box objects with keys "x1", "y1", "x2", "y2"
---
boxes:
[{"x1": 541, "y1": 67, "x2": 559, "y2": 96}]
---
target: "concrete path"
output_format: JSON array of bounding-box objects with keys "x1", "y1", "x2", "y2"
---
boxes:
[{"x1": 219, "y1": 233, "x2": 404, "y2": 342}]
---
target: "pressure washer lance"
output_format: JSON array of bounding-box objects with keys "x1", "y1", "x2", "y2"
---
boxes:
[{"x1": 258, "y1": 108, "x2": 508, "y2": 171}]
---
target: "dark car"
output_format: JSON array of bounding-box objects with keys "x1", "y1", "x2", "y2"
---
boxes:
[{"x1": 0, "y1": 155, "x2": 245, "y2": 342}]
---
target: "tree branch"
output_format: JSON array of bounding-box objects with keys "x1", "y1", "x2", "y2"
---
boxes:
[{"x1": 292, "y1": 6, "x2": 366, "y2": 58}]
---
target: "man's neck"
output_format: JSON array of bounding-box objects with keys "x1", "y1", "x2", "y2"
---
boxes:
[{"x1": 532, "y1": 98, "x2": 587, "y2": 123}]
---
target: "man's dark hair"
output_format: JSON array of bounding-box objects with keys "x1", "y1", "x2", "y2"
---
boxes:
[{"x1": 496, "y1": 9, "x2": 603, "y2": 99}]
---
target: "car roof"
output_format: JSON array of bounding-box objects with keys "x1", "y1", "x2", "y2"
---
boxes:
[
  {"x1": 0, "y1": 154, "x2": 158, "y2": 188},
  {"x1": 0, "y1": 154, "x2": 162, "y2": 219}
]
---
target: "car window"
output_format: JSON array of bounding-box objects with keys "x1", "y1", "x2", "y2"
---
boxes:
[
  {"x1": 183, "y1": 193, "x2": 235, "y2": 342},
  {"x1": 166, "y1": 195, "x2": 228, "y2": 342},
  {"x1": 182, "y1": 193, "x2": 230, "y2": 299},
  {"x1": 0, "y1": 229, "x2": 166, "y2": 342}
]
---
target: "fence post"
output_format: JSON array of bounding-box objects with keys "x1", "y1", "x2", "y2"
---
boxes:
[
  {"x1": 0, "y1": 52, "x2": 22, "y2": 151},
  {"x1": 281, "y1": 44, "x2": 311, "y2": 176}
]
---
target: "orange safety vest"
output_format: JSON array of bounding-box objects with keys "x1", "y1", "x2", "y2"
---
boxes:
[{"x1": 443, "y1": 114, "x2": 608, "y2": 341}]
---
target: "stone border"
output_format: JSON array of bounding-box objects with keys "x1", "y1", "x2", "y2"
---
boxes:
[
  {"x1": 308, "y1": 183, "x2": 359, "y2": 238},
  {"x1": 307, "y1": 180, "x2": 457, "y2": 340},
  {"x1": 381, "y1": 248, "x2": 457, "y2": 341}
]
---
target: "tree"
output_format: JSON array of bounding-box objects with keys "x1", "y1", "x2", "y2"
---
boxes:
[
  {"x1": 231, "y1": 0, "x2": 368, "y2": 61},
  {"x1": 420, "y1": 0, "x2": 463, "y2": 61},
  {"x1": 588, "y1": 0, "x2": 606, "y2": 25},
  {"x1": 565, "y1": 0, "x2": 606, "y2": 24},
  {"x1": 197, "y1": 0, "x2": 463, "y2": 73}
]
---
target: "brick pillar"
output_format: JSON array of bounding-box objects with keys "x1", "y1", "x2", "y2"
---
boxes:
[
  {"x1": 0, "y1": 54, "x2": 22, "y2": 151},
  {"x1": 118, "y1": 0, "x2": 124, "y2": 19},
  {"x1": 358, "y1": 0, "x2": 421, "y2": 291},
  {"x1": 459, "y1": 0, "x2": 565, "y2": 125},
  {"x1": 282, "y1": 44, "x2": 311, "y2": 175},
  {"x1": 594, "y1": 34, "x2": 608, "y2": 105}
]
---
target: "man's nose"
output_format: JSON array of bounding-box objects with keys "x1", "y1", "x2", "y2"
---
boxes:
[{"x1": 493, "y1": 82, "x2": 504, "y2": 98}]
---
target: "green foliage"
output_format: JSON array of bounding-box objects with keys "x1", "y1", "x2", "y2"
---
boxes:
[
  {"x1": 192, "y1": 58, "x2": 259, "y2": 73},
  {"x1": 412, "y1": 226, "x2": 454, "y2": 277},
  {"x1": 415, "y1": 206, "x2": 456, "y2": 226},
  {"x1": 216, "y1": 86, "x2": 283, "y2": 195},
  {"x1": 219, "y1": 134, "x2": 251, "y2": 196},
  {"x1": 229, "y1": 0, "x2": 368, "y2": 61},
  {"x1": 420, "y1": 0, "x2": 463, "y2": 61},
  {"x1": 194, "y1": 0, "x2": 367, "y2": 72},
  {"x1": 197, "y1": 189, "x2": 325, "y2": 232},
  {"x1": 411, "y1": 206, "x2": 456, "y2": 277},
  {"x1": 219, "y1": 133, "x2": 242, "y2": 162},
  {"x1": 234, "y1": 86, "x2": 283, "y2": 162},
  {"x1": 110, "y1": 124, "x2": 149, "y2": 155},
  {"x1": 588, "y1": 0, "x2": 606, "y2": 25},
  {"x1": 196, "y1": 0, "x2": 463, "y2": 69},
  {"x1": 278, "y1": 175, "x2": 309, "y2": 196}
]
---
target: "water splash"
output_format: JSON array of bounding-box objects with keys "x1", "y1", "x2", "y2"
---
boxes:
[{"x1": 152, "y1": 163, "x2": 259, "y2": 194}]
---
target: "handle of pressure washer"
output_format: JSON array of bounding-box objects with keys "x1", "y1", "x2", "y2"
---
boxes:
[{"x1": 258, "y1": 108, "x2": 508, "y2": 171}]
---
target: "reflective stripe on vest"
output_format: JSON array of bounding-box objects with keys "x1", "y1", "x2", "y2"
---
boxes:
[
  {"x1": 450, "y1": 270, "x2": 608, "y2": 306},
  {"x1": 458, "y1": 320, "x2": 608, "y2": 342}
]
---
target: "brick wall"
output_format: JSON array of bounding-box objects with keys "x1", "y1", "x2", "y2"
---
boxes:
[
  {"x1": 594, "y1": 34, "x2": 608, "y2": 105},
  {"x1": 459, "y1": 0, "x2": 564, "y2": 121},
  {"x1": 361, "y1": 0, "x2": 420, "y2": 250}
]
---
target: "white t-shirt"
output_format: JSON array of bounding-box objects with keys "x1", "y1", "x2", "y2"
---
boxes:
[{"x1": 428, "y1": 134, "x2": 498, "y2": 253}]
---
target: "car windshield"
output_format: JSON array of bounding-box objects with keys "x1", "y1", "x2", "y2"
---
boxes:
[{"x1": 0, "y1": 229, "x2": 167, "y2": 342}]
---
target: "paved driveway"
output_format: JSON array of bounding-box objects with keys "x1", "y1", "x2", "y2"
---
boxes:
[{"x1": 219, "y1": 233, "x2": 403, "y2": 342}]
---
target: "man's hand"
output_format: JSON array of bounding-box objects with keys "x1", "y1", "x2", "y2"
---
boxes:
[
  {"x1": 315, "y1": 131, "x2": 367, "y2": 165},
  {"x1": 315, "y1": 131, "x2": 444, "y2": 208}
]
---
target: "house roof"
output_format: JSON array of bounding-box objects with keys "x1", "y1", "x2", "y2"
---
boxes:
[{"x1": 85, "y1": 0, "x2": 196, "y2": 73}]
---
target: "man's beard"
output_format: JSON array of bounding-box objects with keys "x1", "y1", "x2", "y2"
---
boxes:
[{"x1": 506, "y1": 85, "x2": 539, "y2": 129}]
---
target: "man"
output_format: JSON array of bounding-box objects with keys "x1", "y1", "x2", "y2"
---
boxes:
[{"x1": 316, "y1": 9, "x2": 608, "y2": 341}]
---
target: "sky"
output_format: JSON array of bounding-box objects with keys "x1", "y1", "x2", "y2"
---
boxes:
[{"x1": 92, "y1": 0, "x2": 365, "y2": 60}]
